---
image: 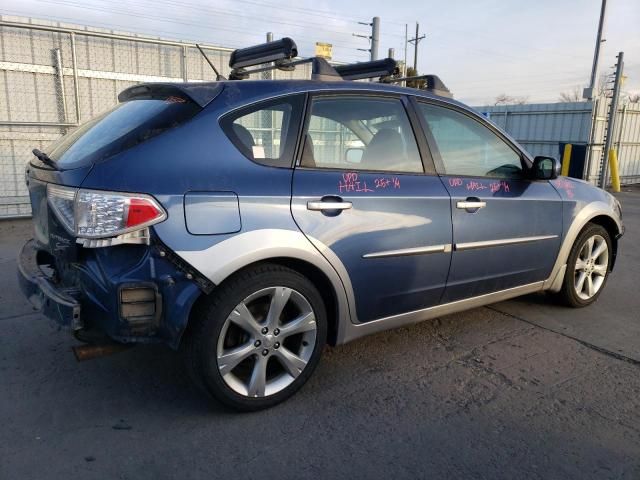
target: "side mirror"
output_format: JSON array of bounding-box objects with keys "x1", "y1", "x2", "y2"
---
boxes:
[
  {"x1": 345, "y1": 147, "x2": 364, "y2": 164},
  {"x1": 531, "y1": 156, "x2": 560, "y2": 180}
]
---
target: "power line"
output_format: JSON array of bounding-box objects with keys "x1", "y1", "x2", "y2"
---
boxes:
[
  {"x1": 226, "y1": 0, "x2": 370, "y2": 25},
  {"x1": 32, "y1": 0, "x2": 370, "y2": 41},
  {"x1": 26, "y1": 0, "x2": 371, "y2": 53},
  {"x1": 1, "y1": 9, "x2": 251, "y2": 48}
]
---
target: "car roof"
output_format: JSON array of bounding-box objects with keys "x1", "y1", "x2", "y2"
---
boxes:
[
  {"x1": 217, "y1": 79, "x2": 470, "y2": 107},
  {"x1": 124, "y1": 79, "x2": 474, "y2": 113}
]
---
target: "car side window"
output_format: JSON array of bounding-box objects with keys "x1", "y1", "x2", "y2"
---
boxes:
[
  {"x1": 418, "y1": 103, "x2": 523, "y2": 178},
  {"x1": 301, "y1": 96, "x2": 423, "y2": 174},
  {"x1": 221, "y1": 95, "x2": 304, "y2": 168}
]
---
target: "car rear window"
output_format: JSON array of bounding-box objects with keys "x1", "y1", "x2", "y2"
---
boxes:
[
  {"x1": 47, "y1": 97, "x2": 201, "y2": 169},
  {"x1": 220, "y1": 94, "x2": 305, "y2": 168}
]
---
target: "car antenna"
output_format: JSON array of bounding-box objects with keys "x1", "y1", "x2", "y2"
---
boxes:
[{"x1": 196, "y1": 44, "x2": 226, "y2": 81}]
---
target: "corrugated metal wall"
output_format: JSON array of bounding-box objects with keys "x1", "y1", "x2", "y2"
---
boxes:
[{"x1": 475, "y1": 100, "x2": 640, "y2": 186}]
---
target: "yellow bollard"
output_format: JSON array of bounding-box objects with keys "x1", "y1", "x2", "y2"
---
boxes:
[
  {"x1": 561, "y1": 143, "x2": 572, "y2": 177},
  {"x1": 608, "y1": 149, "x2": 621, "y2": 193}
]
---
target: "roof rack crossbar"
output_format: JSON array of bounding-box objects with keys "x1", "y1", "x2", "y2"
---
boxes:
[{"x1": 233, "y1": 57, "x2": 313, "y2": 76}]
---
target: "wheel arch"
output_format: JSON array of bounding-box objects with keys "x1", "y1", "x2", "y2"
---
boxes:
[
  {"x1": 182, "y1": 257, "x2": 341, "y2": 346},
  {"x1": 174, "y1": 229, "x2": 352, "y2": 347},
  {"x1": 589, "y1": 214, "x2": 620, "y2": 268},
  {"x1": 544, "y1": 202, "x2": 622, "y2": 292}
]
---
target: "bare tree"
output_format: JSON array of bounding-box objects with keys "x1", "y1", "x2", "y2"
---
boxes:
[
  {"x1": 494, "y1": 94, "x2": 528, "y2": 106},
  {"x1": 597, "y1": 72, "x2": 612, "y2": 98},
  {"x1": 558, "y1": 87, "x2": 582, "y2": 102},
  {"x1": 624, "y1": 92, "x2": 640, "y2": 103}
]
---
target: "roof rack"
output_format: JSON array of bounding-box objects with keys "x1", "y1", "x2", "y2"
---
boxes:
[{"x1": 197, "y1": 37, "x2": 452, "y2": 97}]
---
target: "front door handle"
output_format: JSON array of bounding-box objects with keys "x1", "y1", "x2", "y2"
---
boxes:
[
  {"x1": 456, "y1": 197, "x2": 486, "y2": 212},
  {"x1": 307, "y1": 196, "x2": 352, "y2": 212}
]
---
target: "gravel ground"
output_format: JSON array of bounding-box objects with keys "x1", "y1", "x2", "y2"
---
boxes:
[{"x1": 1, "y1": 187, "x2": 639, "y2": 480}]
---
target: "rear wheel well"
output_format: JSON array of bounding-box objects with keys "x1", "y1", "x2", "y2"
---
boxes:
[
  {"x1": 264, "y1": 258, "x2": 339, "y2": 346},
  {"x1": 185, "y1": 258, "x2": 340, "y2": 346}
]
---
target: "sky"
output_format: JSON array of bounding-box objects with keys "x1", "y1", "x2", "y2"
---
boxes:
[{"x1": 2, "y1": 0, "x2": 639, "y2": 105}]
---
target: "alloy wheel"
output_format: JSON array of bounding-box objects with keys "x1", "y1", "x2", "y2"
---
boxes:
[
  {"x1": 574, "y1": 234, "x2": 609, "y2": 300},
  {"x1": 216, "y1": 286, "x2": 317, "y2": 398}
]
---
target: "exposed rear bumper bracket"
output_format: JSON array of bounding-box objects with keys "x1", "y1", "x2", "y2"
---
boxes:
[{"x1": 17, "y1": 239, "x2": 82, "y2": 330}]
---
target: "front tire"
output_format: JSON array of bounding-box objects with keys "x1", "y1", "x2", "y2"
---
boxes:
[
  {"x1": 182, "y1": 263, "x2": 327, "y2": 411},
  {"x1": 558, "y1": 223, "x2": 612, "y2": 308}
]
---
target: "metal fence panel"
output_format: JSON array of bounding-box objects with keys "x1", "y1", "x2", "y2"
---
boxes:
[
  {"x1": 0, "y1": 17, "x2": 323, "y2": 219},
  {"x1": 0, "y1": 16, "x2": 237, "y2": 218},
  {"x1": 475, "y1": 99, "x2": 640, "y2": 186},
  {"x1": 476, "y1": 102, "x2": 594, "y2": 159}
]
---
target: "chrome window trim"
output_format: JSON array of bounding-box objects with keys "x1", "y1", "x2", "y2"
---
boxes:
[
  {"x1": 362, "y1": 244, "x2": 452, "y2": 259},
  {"x1": 455, "y1": 234, "x2": 559, "y2": 251}
]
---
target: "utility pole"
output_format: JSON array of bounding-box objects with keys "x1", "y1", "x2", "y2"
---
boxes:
[
  {"x1": 265, "y1": 32, "x2": 274, "y2": 80},
  {"x1": 408, "y1": 22, "x2": 425, "y2": 72},
  {"x1": 600, "y1": 51, "x2": 624, "y2": 189},
  {"x1": 354, "y1": 16, "x2": 380, "y2": 61},
  {"x1": 403, "y1": 23, "x2": 408, "y2": 78},
  {"x1": 371, "y1": 16, "x2": 380, "y2": 61},
  {"x1": 388, "y1": 48, "x2": 395, "y2": 59},
  {"x1": 584, "y1": 0, "x2": 607, "y2": 99}
]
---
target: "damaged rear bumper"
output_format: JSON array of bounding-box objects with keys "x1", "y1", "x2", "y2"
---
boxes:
[
  {"x1": 16, "y1": 237, "x2": 205, "y2": 349},
  {"x1": 17, "y1": 239, "x2": 82, "y2": 330}
]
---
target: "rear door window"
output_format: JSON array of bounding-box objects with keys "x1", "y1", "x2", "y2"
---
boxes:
[
  {"x1": 301, "y1": 95, "x2": 424, "y2": 174},
  {"x1": 48, "y1": 97, "x2": 201, "y2": 169},
  {"x1": 221, "y1": 94, "x2": 305, "y2": 168}
]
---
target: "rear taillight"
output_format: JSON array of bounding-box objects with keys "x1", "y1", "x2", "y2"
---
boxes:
[
  {"x1": 47, "y1": 185, "x2": 166, "y2": 239},
  {"x1": 47, "y1": 184, "x2": 76, "y2": 233}
]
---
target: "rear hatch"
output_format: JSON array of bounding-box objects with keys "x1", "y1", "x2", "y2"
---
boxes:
[{"x1": 27, "y1": 83, "x2": 220, "y2": 258}]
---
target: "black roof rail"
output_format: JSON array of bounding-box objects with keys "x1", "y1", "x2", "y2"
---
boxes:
[{"x1": 383, "y1": 74, "x2": 453, "y2": 98}]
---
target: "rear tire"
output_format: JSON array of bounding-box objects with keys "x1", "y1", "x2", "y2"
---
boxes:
[
  {"x1": 182, "y1": 263, "x2": 327, "y2": 411},
  {"x1": 558, "y1": 223, "x2": 612, "y2": 308}
]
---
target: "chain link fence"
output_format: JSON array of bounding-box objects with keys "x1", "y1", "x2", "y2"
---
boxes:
[{"x1": 0, "y1": 16, "x2": 312, "y2": 217}]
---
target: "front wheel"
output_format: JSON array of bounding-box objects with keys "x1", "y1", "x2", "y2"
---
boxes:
[
  {"x1": 182, "y1": 264, "x2": 327, "y2": 411},
  {"x1": 558, "y1": 223, "x2": 612, "y2": 308}
]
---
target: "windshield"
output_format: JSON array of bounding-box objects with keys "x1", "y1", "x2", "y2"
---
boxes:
[{"x1": 47, "y1": 98, "x2": 201, "y2": 169}]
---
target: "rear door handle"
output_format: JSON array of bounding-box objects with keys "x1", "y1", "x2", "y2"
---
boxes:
[
  {"x1": 456, "y1": 198, "x2": 486, "y2": 212},
  {"x1": 307, "y1": 198, "x2": 353, "y2": 211},
  {"x1": 307, "y1": 201, "x2": 353, "y2": 211}
]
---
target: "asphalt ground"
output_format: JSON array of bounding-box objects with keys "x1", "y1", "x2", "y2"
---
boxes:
[{"x1": 1, "y1": 186, "x2": 639, "y2": 479}]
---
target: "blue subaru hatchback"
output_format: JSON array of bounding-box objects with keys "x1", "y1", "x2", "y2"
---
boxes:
[{"x1": 18, "y1": 39, "x2": 623, "y2": 410}]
